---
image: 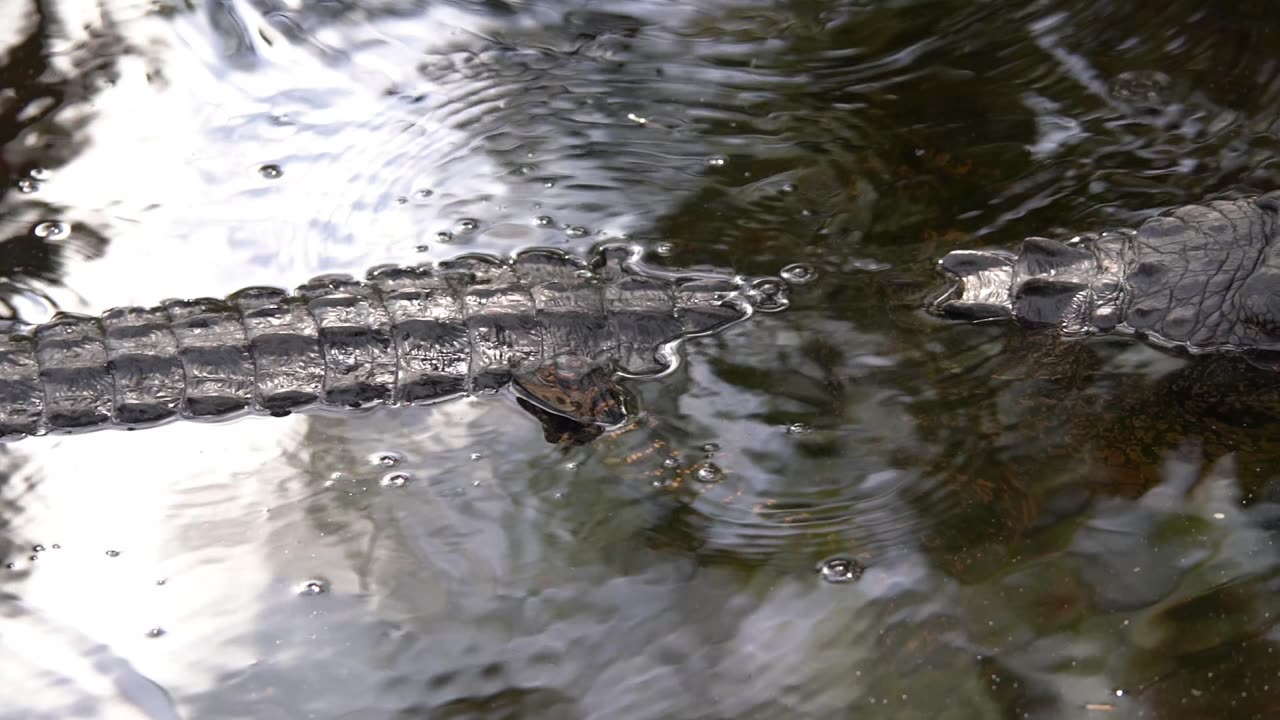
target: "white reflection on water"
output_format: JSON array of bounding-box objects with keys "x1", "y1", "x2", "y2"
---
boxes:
[{"x1": 3, "y1": 420, "x2": 295, "y2": 715}]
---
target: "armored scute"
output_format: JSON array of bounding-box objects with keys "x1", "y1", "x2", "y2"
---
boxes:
[
  {"x1": 0, "y1": 246, "x2": 782, "y2": 440},
  {"x1": 934, "y1": 192, "x2": 1280, "y2": 360}
]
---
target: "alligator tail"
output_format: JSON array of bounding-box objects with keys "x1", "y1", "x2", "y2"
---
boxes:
[{"x1": 0, "y1": 247, "x2": 770, "y2": 440}]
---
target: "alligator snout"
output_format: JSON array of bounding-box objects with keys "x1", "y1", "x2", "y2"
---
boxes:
[{"x1": 933, "y1": 248, "x2": 1016, "y2": 321}]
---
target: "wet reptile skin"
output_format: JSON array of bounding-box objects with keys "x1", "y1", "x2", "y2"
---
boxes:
[
  {"x1": 934, "y1": 192, "x2": 1280, "y2": 359},
  {"x1": 0, "y1": 246, "x2": 778, "y2": 439}
]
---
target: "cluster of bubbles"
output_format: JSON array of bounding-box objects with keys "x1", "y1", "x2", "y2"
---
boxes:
[{"x1": 16, "y1": 167, "x2": 49, "y2": 194}]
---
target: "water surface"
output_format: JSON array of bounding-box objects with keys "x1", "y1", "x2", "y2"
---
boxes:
[{"x1": 1, "y1": 1, "x2": 1278, "y2": 718}]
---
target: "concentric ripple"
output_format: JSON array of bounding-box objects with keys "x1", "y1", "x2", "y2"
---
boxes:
[{"x1": 4, "y1": 1, "x2": 1280, "y2": 718}]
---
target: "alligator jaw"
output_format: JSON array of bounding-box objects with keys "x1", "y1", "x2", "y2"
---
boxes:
[
  {"x1": 933, "y1": 248, "x2": 1017, "y2": 321},
  {"x1": 934, "y1": 233, "x2": 1129, "y2": 335}
]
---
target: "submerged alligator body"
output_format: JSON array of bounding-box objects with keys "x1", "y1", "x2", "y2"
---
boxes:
[
  {"x1": 934, "y1": 192, "x2": 1280, "y2": 362},
  {"x1": 0, "y1": 246, "x2": 784, "y2": 441}
]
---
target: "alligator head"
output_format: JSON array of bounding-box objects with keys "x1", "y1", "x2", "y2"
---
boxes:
[{"x1": 932, "y1": 193, "x2": 1280, "y2": 361}]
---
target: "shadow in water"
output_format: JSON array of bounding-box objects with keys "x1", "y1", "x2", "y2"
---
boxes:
[{"x1": 0, "y1": 0, "x2": 123, "y2": 321}]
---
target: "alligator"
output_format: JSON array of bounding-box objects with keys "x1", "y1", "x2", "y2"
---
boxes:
[
  {"x1": 0, "y1": 246, "x2": 788, "y2": 443},
  {"x1": 933, "y1": 192, "x2": 1280, "y2": 365}
]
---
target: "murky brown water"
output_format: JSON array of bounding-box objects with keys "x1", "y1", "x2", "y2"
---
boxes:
[{"x1": 2, "y1": 1, "x2": 1279, "y2": 718}]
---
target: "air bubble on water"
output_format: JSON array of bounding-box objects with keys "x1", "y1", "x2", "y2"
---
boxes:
[
  {"x1": 662, "y1": 457, "x2": 680, "y2": 469},
  {"x1": 469, "y1": 453, "x2": 483, "y2": 461},
  {"x1": 436, "y1": 231, "x2": 454, "y2": 243},
  {"x1": 146, "y1": 627, "x2": 166, "y2": 638},
  {"x1": 414, "y1": 189, "x2": 434, "y2": 202},
  {"x1": 105, "y1": 550, "x2": 120, "y2": 557},
  {"x1": 851, "y1": 258, "x2": 891, "y2": 272},
  {"x1": 51, "y1": 544, "x2": 60, "y2": 550},
  {"x1": 396, "y1": 196, "x2": 409, "y2": 205},
  {"x1": 416, "y1": 244, "x2": 430, "y2": 253},
  {"x1": 781, "y1": 263, "x2": 817, "y2": 284},
  {"x1": 156, "y1": 578, "x2": 167, "y2": 586},
  {"x1": 543, "y1": 179, "x2": 556, "y2": 188},
  {"x1": 535, "y1": 215, "x2": 554, "y2": 227},
  {"x1": 31, "y1": 544, "x2": 44, "y2": 553},
  {"x1": 380, "y1": 471, "x2": 411, "y2": 488},
  {"x1": 258, "y1": 164, "x2": 283, "y2": 179},
  {"x1": 16, "y1": 178, "x2": 38, "y2": 193},
  {"x1": 654, "y1": 242, "x2": 674, "y2": 256},
  {"x1": 747, "y1": 278, "x2": 789, "y2": 312},
  {"x1": 756, "y1": 279, "x2": 784, "y2": 295},
  {"x1": 706, "y1": 155, "x2": 728, "y2": 167},
  {"x1": 817, "y1": 557, "x2": 863, "y2": 584},
  {"x1": 33, "y1": 221, "x2": 69, "y2": 239},
  {"x1": 785, "y1": 422, "x2": 812, "y2": 435},
  {"x1": 1109, "y1": 70, "x2": 1173, "y2": 108},
  {"x1": 517, "y1": 165, "x2": 536, "y2": 175},
  {"x1": 701, "y1": 442, "x2": 720, "y2": 453},
  {"x1": 29, "y1": 167, "x2": 49, "y2": 180},
  {"x1": 456, "y1": 218, "x2": 479, "y2": 233},
  {"x1": 299, "y1": 579, "x2": 328, "y2": 595},
  {"x1": 370, "y1": 452, "x2": 401, "y2": 468},
  {"x1": 565, "y1": 226, "x2": 589, "y2": 239},
  {"x1": 694, "y1": 463, "x2": 724, "y2": 484}
]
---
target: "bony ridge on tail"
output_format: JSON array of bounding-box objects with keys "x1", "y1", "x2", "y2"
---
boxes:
[{"x1": 0, "y1": 244, "x2": 796, "y2": 443}]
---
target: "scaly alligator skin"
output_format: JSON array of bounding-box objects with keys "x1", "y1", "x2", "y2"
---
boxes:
[
  {"x1": 0, "y1": 246, "x2": 785, "y2": 440},
  {"x1": 933, "y1": 192, "x2": 1280, "y2": 361}
]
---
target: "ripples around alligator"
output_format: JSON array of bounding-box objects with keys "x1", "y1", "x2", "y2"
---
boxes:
[{"x1": 2, "y1": 1, "x2": 1280, "y2": 718}]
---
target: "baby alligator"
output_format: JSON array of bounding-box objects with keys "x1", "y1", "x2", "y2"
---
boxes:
[
  {"x1": 0, "y1": 246, "x2": 787, "y2": 441},
  {"x1": 933, "y1": 192, "x2": 1280, "y2": 364}
]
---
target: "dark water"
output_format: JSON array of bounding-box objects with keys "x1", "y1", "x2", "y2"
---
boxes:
[{"x1": 2, "y1": 1, "x2": 1279, "y2": 718}]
